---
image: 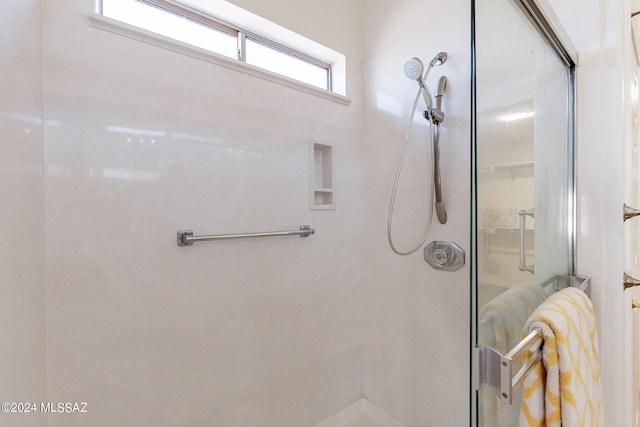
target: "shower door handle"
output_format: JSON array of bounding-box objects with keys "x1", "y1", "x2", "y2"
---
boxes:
[{"x1": 518, "y1": 208, "x2": 534, "y2": 274}]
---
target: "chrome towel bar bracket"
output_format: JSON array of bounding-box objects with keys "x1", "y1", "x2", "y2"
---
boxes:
[
  {"x1": 177, "y1": 225, "x2": 315, "y2": 246},
  {"x1": 475, "y1": 329, "x2": 542, "y2": 405}
]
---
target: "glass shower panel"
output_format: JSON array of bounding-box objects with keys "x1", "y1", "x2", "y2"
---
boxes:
[{"x1": 474, "y1": 0, "x2": 573, "y2": 425}]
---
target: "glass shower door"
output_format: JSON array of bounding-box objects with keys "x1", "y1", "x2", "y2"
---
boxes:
[{"x1": 472, "y1": 0, "x2": 576, "y2": 425}]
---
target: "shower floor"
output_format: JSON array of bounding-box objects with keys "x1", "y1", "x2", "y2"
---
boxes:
[{"x1": 312, "y1": 398, "x2": 406, "y2": 427}]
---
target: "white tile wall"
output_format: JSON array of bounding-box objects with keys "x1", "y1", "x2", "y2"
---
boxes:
[
  {"x1": 0, "y1": 2, "x2": 48, "y2": 426},
  {"x1": 41, "y1": 0, "x2": 474, "y2": 424},
  {"x1": 362, "y1": 0, "x2": 471, "y2": 425},
  {"x1": 43, "y1": 1, "x2": 365, "y2": 425}
]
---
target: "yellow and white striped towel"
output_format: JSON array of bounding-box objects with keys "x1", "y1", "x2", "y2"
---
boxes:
[
  {"x1": 519, "y1": 287, "x2": 604, "y2": 427},
  {"x1": 480, "y1": 282, "x2": 548, "y2": 427}
]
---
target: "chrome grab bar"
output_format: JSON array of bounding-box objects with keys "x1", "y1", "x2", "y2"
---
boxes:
[
  {"x1": 177, "y1": 225, "x2": 314, "y2": 246},
  {"x1": 518, "y1": 208, "x2": 535, "y2": 274}
]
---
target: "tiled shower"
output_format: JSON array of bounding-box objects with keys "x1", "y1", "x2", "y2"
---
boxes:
[
  {"x1": 3, "y1": 0, "x2": 469, "y2": 425},
  {"x1": 0, "y1": 0, "x2": 633, "y2": 426}
]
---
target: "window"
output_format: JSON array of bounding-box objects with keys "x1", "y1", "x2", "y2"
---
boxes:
[
  {"x1": 245, "y1": 38, "x2": 330, "y2": 90},
  {"x1": 98, "y1": 0, "x2": 334, "y2": 92}
]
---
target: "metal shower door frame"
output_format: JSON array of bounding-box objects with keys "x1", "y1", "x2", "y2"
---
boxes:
[{"x1": 469, "y1": 0, "x2": 577, "y2": 425}]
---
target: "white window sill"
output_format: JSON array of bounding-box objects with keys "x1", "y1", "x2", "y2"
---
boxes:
[{"x1": 88, "y1": 13, "x2": 351, "y2": 106}]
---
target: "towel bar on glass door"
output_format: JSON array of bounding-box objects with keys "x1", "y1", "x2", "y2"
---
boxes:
[
  {"x1": 475, "y1": 275, "x2": 591, "y2": 405},
  {"x1": 478, "y1": 274, "x2": 591, "y2": 350},
  {"x1": 177, "y1": 225, "x2": 315, "y2": 246}
]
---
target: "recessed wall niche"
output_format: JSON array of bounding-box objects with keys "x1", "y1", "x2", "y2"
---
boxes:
[{"x1": 309, "y1": 141, "x2": 335, "y2": 210}]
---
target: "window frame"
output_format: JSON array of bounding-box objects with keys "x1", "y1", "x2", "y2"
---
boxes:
[{"x1": 97, "y1": 0, "x2": 333, "y2": 92}]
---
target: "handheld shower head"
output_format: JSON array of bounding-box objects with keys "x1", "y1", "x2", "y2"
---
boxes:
[
  {"x1": 404, "y1": 57, "x2": 432, "y2": 107},
  {"x1": 429, "y1": 52, "x2": 447, "y2": 67},
  {"x1": 403, "y1": 57, "x2": 424, "y2": 81}
]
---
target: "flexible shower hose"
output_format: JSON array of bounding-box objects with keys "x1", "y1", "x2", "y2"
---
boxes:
[{"x1": 387, "y1": 91, "x2": 436, "y2": 256}]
